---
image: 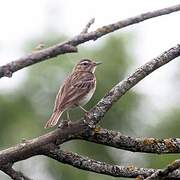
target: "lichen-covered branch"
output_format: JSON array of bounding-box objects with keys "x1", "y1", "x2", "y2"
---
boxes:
[
  {"x1": 85, "y1": 44, "x2": 180, "y2": 126},
  {"x1": 145, "y1": 159, "x2": 180, "y2": 180},
  {"x1": 0, "y1": 123, "x2": 180, "y2": 169},
  {"x1": 0, "y1": 123, "x2": 179, "y2": 180},
  {"x1": 79, "y1": 128, "x2": 180, "y2": 154},
  {"x1": 1, "y1": 44, "x2": 180, "y2": 179},
  {"x1": 1, "y1": 4, "x2": 180, "y2": 78},
  {"x1": 41, "y1": 145, "x2": 180, "y2": 179}
]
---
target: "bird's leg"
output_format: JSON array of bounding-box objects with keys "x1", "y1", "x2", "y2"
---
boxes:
[
  {"x1": 79, "y1": 105, "x2": 88, "y2": 113},
  {"x1": 79, "y1": 105, "x2": 95, "y2": 128},
  {"x1": 58, "y1": 111, "x2": 71, "y2": 128}
]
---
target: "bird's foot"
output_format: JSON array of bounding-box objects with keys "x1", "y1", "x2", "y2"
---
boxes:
[{"x1": 58, "y1": 120, "x2": 72, "y2": 128}]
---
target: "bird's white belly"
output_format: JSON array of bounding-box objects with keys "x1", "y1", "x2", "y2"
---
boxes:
[{"x1": 78, "y1": 86, "x2": 96, "y2": 106}]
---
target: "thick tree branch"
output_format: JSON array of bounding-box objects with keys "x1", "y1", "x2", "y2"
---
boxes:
[
  {"x1": 0, "y1": 124, "x2": 180, "y2": 169},
  {"x1": 1, "y1": 4, "x2": 180, "y2": 78},
  {"x1": 41, "y1": 145, "x2": 180, "y2": 179},
  {"x1": 0, "y1": 121, "x2": 85, "y2": 167},
  {"x1": 79, "y1": 128, "x2": 180, "y2": 154}
]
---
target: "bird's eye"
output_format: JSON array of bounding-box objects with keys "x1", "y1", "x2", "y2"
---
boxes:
[{"x1": 83, "y1": 62, "x2": 88, "y2": 66}]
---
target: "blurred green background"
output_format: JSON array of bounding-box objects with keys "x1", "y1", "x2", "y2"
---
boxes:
[{"x1": 0, "y1": 31, "x2": 180, "y2": 180}]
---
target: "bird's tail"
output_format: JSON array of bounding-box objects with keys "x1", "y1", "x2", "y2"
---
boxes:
[{"x1": 44, "y1": 110, "x2": 63, "y2": 128}]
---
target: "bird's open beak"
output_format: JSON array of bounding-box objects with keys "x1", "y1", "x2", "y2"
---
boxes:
[{"x1": 95, "y1": 62, "x2": 102, "y2": 66}]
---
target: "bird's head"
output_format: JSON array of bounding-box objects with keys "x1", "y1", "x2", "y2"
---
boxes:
[{"x1": 74, "y1": 59, "x2": 101, "y2": 73}]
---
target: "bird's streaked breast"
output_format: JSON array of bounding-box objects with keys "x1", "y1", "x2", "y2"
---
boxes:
[{"x1": 78, "y1": 82, "x2": 96, "y2": 106}]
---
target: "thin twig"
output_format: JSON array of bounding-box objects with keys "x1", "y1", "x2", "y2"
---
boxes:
[
  {"x1": 1, "y1": 4, "x2": 180, "y2": 78},
  {"x1": 81, "y1": 18, "x2": 95, "y2": 34}
]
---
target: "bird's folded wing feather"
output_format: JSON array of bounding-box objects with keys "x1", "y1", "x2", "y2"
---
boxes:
[{"x1": 54, "y1": 72, "x2": 95, "y2": 111}]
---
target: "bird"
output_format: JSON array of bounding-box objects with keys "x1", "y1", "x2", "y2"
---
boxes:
[{"x1": 44, "y1": 58, "x2": 101, "y2": 128}]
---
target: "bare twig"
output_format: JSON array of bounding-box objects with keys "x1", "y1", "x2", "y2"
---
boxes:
[
  {"x1": 81, "y1": 18, "x2": 95, "y2": 34},
  {"x1": 145, "y1": 160, "x2": 180, "y2": 180},
  {"x1": 1, "y1": 4, "x2": 180, "y2": 78},
  {"x1": 41, "y1": 146, "x2": 180, "y2": 179}
]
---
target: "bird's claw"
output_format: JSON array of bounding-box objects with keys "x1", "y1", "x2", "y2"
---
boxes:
[{"x1": 58, "y1": 120, "x2": 72, "y2": 128}]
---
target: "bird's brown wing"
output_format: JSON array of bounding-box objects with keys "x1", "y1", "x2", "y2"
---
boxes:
[{"x1": 53, "y1": 71, "x2": 95, "y2": 111}]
